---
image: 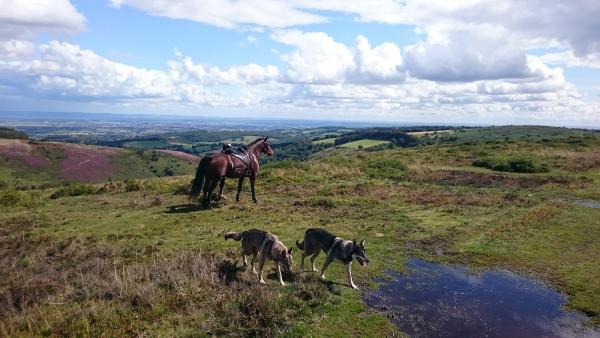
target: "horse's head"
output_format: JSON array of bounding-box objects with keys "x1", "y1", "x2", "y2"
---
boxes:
[{"x1": 260, "y1": 136, "x2": 273, "y2": 156}]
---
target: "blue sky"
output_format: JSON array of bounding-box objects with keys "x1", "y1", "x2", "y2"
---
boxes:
[{"x1": 1, "y1": 0, "x2": 599, "y2": 126}]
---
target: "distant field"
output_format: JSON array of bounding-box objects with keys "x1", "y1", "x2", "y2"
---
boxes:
[
  {"x1": 338, "y1": 139, "x2": 391, "y2": 149},
  {"x1": 313, "y1": 137, "x2": 337, "y2": 145},
  {"x1": 123, "y1": 140, "x2": 170, "y2": 149},
  {"x1": 408, "y1": 129, "x2": 454, "y2": 137},
  {"x1": 221, "y1": 135, "x2": 263, "y2": 144},
  {"x1": 437, "y1": 126, "x2": 593, "y2": 143}
]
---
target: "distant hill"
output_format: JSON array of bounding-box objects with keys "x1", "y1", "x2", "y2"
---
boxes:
[
  {"x1": 0, "y1": 139, "x2": 199, "y2": 189},
  {"x1": 0, "y1": 127, "x2": 28, "y2": 140}
]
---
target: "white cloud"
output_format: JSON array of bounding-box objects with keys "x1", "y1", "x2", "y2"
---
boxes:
[
  {"x1": 108, "y1": 0, "x2": 325, "y2": 29},
  {"x1": 0, "y1": 0, "x2": 85, "y2": 41},
  {"x1": 272, "y1": 30, "x2": 405, "y2": 84},
  {"x1": 272, "y1": 30, "x2": 354, "y2": 84},
  {"x1": 404, "y1": 30, "x2": 532, "y2": 82},
  {"x1": 539, "y1": 50, "x2": 600, "y2": 69},
  {"x1": 2, "y1": 35, "x2": 594, "y2": 125}
]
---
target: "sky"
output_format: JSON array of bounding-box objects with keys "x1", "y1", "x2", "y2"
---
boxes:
[{"x1": 0, "y1": 0, "x2": 599, "y2": 126}]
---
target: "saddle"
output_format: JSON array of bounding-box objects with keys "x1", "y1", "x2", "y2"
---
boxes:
[{"x1": 227, "y1": 148, "x2": 253, "y2": 176}]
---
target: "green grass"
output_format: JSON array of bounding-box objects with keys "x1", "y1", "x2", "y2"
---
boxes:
[
  {"x1": 2, "y1": 128, "x2": 600, "y2": 336},
  {"x1": 473, "y1": 154, "x2": 550, "y2": 173},
  {"x1": 312, "y1": 137, "x2": 337, "y2": 145},
  {"x1": 337, "y1": 139, "x2": 391, "y2": 149},
  {"x1": 221, "y1": 135, "x2": 265, "y2": 144},
  {"x1": 123, "y1": 140, "x2": 170, "y2": 149}
]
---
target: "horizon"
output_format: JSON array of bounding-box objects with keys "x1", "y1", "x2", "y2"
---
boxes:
[
  {"x1": 1, "y1": 111, "x2": 599, "y2": 130},
  {"x1": 0, "y1": 1, "x2": 599, "y2": 126}
]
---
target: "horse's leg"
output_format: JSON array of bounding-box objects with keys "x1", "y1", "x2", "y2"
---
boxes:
[
  {"x1": 202, "y1": 177, "x2": 211, "y2": 208},
  {"x1": 217, "y1": 177, "x2": 226, "y2": 200},
  {"x1": 236, "y1": 177, "x2": 244, "y2": 202},
  {"x1": 250, "y1": 175, "x2": 257, "y2": 203},
  {"x1": 207, "y1": 179, "x2": 219, "y2": 205}
]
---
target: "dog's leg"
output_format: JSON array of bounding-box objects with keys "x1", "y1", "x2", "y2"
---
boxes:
[
  {"x1": 346, "y1": 262, "x2": 359, "y2": 290},
  {"x1": 242, "y1": 253, "x2": 248, "y2": 267},
  {"x1": 310, "y1": 250, "x2": 320, "y2": 272},
  {"x1": 251, "y1": 252, "x2": 258, "y2": 275},
  {"x1": 319, "y1": 256, "x2": 333, "y2": 280},
  {"x1": 276, "y1": 262, "x2": 285, "y2": 286},
  {"x1": 258, "y1": 256, "x2": 266, "y2": 284}
]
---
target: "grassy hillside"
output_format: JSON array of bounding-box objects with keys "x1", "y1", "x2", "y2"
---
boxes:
[
  {"x1": 337, "y1": 139, "x2": 391, "y2": 149},
  {"x1": 1, "y1": 127, "x2": 600, "y2": 336},
  {"x1": 0, "y1": 139, "x2": 198, "y2": 189}
]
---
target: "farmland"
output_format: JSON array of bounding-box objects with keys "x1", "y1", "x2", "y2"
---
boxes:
[
  {"x1": 337, "y1": 139, "x2": 391, "y2": 149},
  {"x1": 1, "y1": 126, "x2": 599, "y2": 336}
]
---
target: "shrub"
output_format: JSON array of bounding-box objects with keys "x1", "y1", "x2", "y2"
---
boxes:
[
  {"x1": 124, "y1": 179, "x2": 144, "y2": 192},
  {"x1": 293, "y1": 197, "x2": 337, "y2": 208},
  {"x1": 473, "y1": 155, "x2": 549, "y2": 173},
  {"x1": 50, "y1": 185, "x2": 98, "y2": 199},
  {"x1": 0, "y1": 190, "x2": 21, "y2": 206},
  {"x1": 364, "y1": 157, "x2": 407, "y2": 180}
]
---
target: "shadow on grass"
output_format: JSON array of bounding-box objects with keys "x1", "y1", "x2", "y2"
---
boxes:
[
  {"x1": 164, "y1": 203, "x2": 205, "y2": 213},
  {"x1": 217, "y1": 259, "x2": 245, "y2": 285}
]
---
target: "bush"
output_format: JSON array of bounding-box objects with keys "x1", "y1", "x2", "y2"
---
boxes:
[
  {"x1": 50, "y1": 185, "x2": 98, "y2": 199},
  {"x1": 293, "y1": 197, "x2": 337, "y2": 208},
  {"x1": 364, "y1": 157, "x2": 407, "y2": 180},
  {"x1": 0, "y1": 189, "x2": 42, "y2": 207},
  {"x1": 473, "y1": 155, "x2": 549, "y2": 173},
  {"x1": 124, "y1": 179, "x2": 144, "y2": 192},
  {"x1": 0, "y1": 190, "x2": 21, "y2": 206}
]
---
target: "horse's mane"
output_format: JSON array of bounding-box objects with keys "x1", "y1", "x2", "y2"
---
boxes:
[{"x1": 247, "y1": 137, "x2": 266, "y2": 147}]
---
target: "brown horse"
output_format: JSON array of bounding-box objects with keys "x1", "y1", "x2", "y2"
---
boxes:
[{"x1": 189, "y1": 136, "x2": 273, "y2": 208}]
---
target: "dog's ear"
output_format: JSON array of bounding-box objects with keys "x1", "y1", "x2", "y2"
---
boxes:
[
  {"x1": 288, "y1": 247, "x2": 293, "y2": 254},
  {"x1": 360, "y1": 239, "x2": 365, "y2": 247},
  {"x1": 281, "y1": 249, "x2": 287, "y2": 257},
  {"x1": 353, "y1": 238, "x2": 357, "y2": 246}
]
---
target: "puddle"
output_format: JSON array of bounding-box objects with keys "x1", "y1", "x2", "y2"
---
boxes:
[
  {"x1": 364, "y1": 258, "x2": 600, "y2": 338},
  {"x1": 570, "y1": 199, "x2": 600, "y2": 209},
  {"x1": 554, "y1": 198, "x2": 600, "y2": 209}
]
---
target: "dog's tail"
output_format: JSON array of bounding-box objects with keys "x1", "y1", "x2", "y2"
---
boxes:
[
  {"x1": 296, "y1": 239, "x2": 305, "y2": 250},
  {"x1": 224, "y1": 231, "x2": 245, "y2": 241}
]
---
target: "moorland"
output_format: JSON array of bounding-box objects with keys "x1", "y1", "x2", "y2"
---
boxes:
[{"x1": 1, "y1": 124, "x2": 599, "y2": 337}]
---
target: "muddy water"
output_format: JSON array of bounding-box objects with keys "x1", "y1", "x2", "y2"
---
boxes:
[{"x1": 364, "y1": 258, "x2": 600, "y2": 338}]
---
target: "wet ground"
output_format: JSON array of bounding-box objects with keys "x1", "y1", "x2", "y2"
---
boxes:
[
  {"x1": 570, "y1": 199, "x2": 600, "y2": 209},
  {"x1": 364, "y1": 258, "x2": 600, "y2": 338}
]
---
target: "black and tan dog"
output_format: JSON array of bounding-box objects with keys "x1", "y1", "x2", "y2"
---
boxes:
[
  {"x1": 296, "y1": 228, "x2": 369, "y2": 290},
  {"x1": 224, "y1": 229, "x2": 293, "y2": 285}
]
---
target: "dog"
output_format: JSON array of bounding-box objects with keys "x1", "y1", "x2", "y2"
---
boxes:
[
  {"x1": 224, "y1": 229, "x2": 293, "y2": 285},
  {"x1": 296, "y1": 228, "x2": 369, "y2": 290}
]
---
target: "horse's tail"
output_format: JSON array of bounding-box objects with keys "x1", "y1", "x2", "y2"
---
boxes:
[
  {"x1": 296, "y1": 240, "x2": 305, "y2": 251},
  {"x1": 224, "y1": 231, "x2": 245, "y2": 241},
  {"x1": 189, "y1": 156, "x2": 211, "y2": 201}
]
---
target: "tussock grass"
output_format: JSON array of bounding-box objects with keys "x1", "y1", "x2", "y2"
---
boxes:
[
  {"x1": 0, "y1": 235, "x2": 333, "y2": 337},
  {"x1": 473, "y1": 155, "x2": 549, "y2": 173}
]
